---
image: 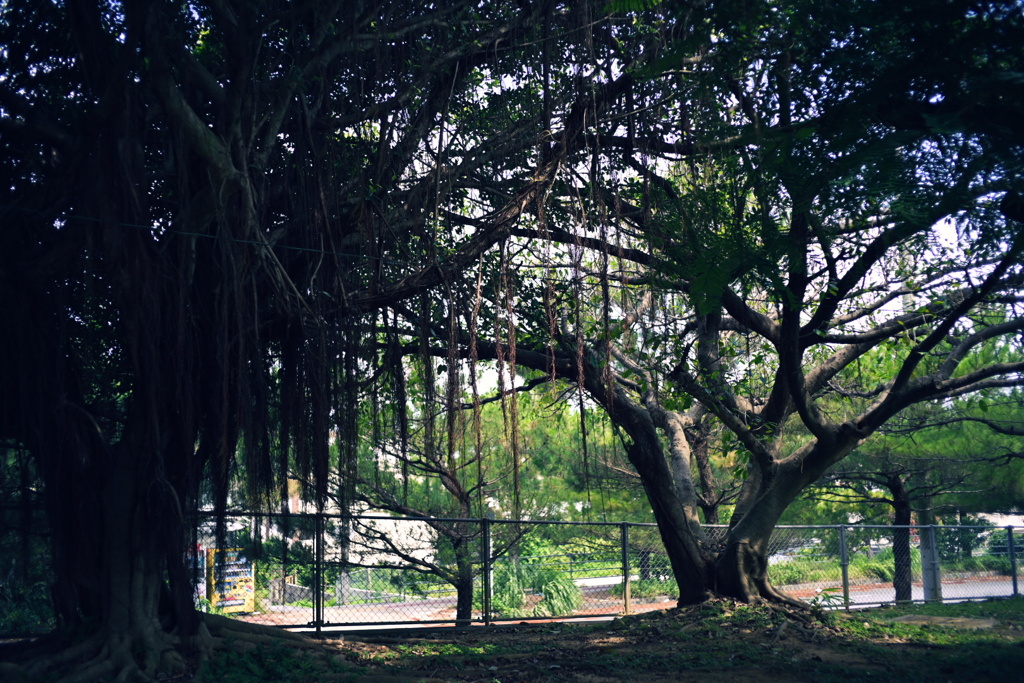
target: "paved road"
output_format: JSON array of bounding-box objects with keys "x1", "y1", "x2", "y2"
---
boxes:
[
  {"x1": 234, "y1": 574, "x2": 1021, "y2": 629},
  {"x1": 838, "y1": 577, "x2": 1019, "y2": 606}
]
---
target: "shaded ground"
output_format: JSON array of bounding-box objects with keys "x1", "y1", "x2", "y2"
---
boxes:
[{"x1": 194, "y1": 597, "x2": 1024, "y2": 683}]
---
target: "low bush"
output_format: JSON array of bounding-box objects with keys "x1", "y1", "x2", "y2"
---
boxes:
[
  {"x1": 943, "y1": 556, "x2": 987, "y2": 574},
  {"x1": 978, "y1": 554, "x2": 1014, "y2": 575},
  {"x1": 531, "y1": 571, "x2": 583, "y2": 616},
  {"x1": 610, "y1": 577, "x2": 679, "y2": 600},
  {"x1": 848, "y1": 546, "x2": 921, "y2": 583},
  {"x1": 488, "y1": 562, "x2": 528, "y2": 616},
  {"x1": 857, "y1": 559, "x2": 894, "y2": 582},
  {"x1": 768, "y1": 558, "x2": 836, "y2": 586},
  {"x1": 0, "y1": 580, "x2": 54, "y2": 635},
  {"x1": 768, "y1": 546, "x2": 1015, "y2": 587},
  {"x1": 481, "y1": 560, "x2": 583, "y2": 618}
]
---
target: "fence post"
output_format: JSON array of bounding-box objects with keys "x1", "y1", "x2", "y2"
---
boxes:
[
  {"x1": 839, "y1": 526, "x2": 851, "y2": 610},
  {"x1": 1008, "y1": 526, "x2": 1018, "y2": 598},
  {"x1": 481, "y1": 517, "x2": 493, "y2": 625},
  {"x1": 921, "y1": 525, "x2": 942, "y2": 603},
  {"x1": 621, "y1": 522, "x2": 631, "y2": 615},
  {"x1": 313, "y1": 512, "x2": 324, "y2": 635}
]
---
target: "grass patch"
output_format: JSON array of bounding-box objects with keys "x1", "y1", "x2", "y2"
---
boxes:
[
  {"x1": 845, "y1": 595, "x2": 1024, "y2": 632},
  {"x1": 338, "y1": 596, "x2": 1024, "y2": 682},
  {"x1": 770, "y1": 557, "x2": 840, "y2": 585},
  {"x1": 193, "y1": 597, "x2": 1024, "y2": 681},
  {"x1": 199, "y1": 641, "x2": 364, "y2": 683},
  {"x1": 826, "y1": 597, "x2": 1024, "y2": 682}
]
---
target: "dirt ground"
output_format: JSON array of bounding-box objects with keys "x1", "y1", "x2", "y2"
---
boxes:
[
  {"x1": 303, "y1": 598, "x2": 1024, "y2": 683},
  {"x1": 6, "y1": 598, "x2": 1023, "y2": 682}
]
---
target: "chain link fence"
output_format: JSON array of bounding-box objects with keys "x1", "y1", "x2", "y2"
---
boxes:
[
  {"x1": 2, "y1": 510, "x2": 1022, "y2": 636},
  {"x1": 760, "y1": 525, "x2": 1023, "y2": 607},
  {"x1": 187, "y1": 516, "x2": 1023, "y2": 632}
]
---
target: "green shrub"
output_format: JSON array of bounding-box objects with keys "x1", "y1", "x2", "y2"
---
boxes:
[
  {"x1": 769, "y1": 561, "x2": 805, "y2": 586},
  {"x1": 979, "y1": 554, "x2": 1014, "y2": 575},
  {"x1": 481, "y1": 561, "x2": 583, "y2": 618},
  {"x1": 849, "y1": 546, "x2": 920, "y2": 583},
  {"x1": 611, "y1": 577, "x2": 678, "y2": 600},
  {"x1": 0, "y1": 580, "x2": 54, "y2": 634},
  {"x1": 768, "y1": 558, "x2": 836, "y2": 586},
  {"x1": 484, "y1": 562, "x2": 529, "y2": 617},
  {"x1": 860, "y1": 560, "x2": 894, "y2": 582},
  {"x1": 938, "y1": 518, "x2": 994, "y2": 562},
  {"x1": 531, "y1": 571, "x2": 582, "y2": 616},
  {"x1": 943, "y1": 556, "x2": 986, "y2": 573}
]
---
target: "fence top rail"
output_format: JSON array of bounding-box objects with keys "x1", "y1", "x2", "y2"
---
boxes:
[
  {"x1": 829, "y1": 524, "x2": 1022, "y2": 531},
  {"x1": 192, "y1": 511, "x2": 658, "y2": 528},
  {"x1": 189, "y1": 512, "x2": 1023, "y2": 533},
  {"x1": 489, "y1": 518, "x2": 646, "y2": 528}
]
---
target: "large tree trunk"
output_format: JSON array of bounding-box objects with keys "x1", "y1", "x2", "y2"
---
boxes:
[
  {"x1": 3, "y1": 272, "x2": 205, "y2": 680},
  {"x1": 454, "y1": 570, "x2": 475, "y2": 626},
  {"x1": 565, "y1": 344, "x2": 714, "y2": 604},
  {"x1": 713, "y1": 441, "x2": 858, "y2": 606},
  {"x1": 714, "y1": 482, "x2": 804, "y2": 606},
  {"x1": 452, "y1": 537, "x2": 476, "y2": 626},
  {"x1": 604, "y1": 393, "x2": 712, "y2": 605},
  {"x1": 20, "y1": 427, "x2": 200, "y2": 683},
  {"x1": 888, "y1": 475, "x2": 914, "y2": 604},
  {"x1": 566, "y1": 351, "x2": 717, "y2": 604},
  {"x1": 17, "y1": 421, "x2": 309, "y2": 682}
]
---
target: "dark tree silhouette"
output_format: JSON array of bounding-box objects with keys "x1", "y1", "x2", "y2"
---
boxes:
[{"x1": 0, "y1": 1, "x2": 612, "y2": 678}]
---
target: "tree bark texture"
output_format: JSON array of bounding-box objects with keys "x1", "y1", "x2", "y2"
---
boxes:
[
  {"x1": 888, "y1": 475, "x2": 915, "y2": 603},
  {"x1": 713, "y1": 438, "x2": 860, "y2": 605}
]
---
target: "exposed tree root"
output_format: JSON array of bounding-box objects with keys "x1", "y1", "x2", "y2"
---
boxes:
[
  {"x1": 3, "y1": 612, "x2": 329, "y2": 683},
  {"x1": 13, "y1": 627, "x2": 186, "y2": 683},
  {"x1": 16, "y1": 632, "x2": 105, "y2": 672},
  {"x1": 0, "y1": 662, "x2": 28, "y2": 683},
  {"x1": 756, "y1": 582, "x2": 812, "y2": 612},
  {"x1": 714, "y1": 538, "x2": 814, "y2": 612},
  {"x1": 769, "y1": 615, "x2": 827, "y2": 643},
  {"x1": 201, "y1": 612, "x2": 317, "y2": 644}
]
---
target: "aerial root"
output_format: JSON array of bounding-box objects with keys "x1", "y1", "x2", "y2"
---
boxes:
[
  {"x1": 205, "y1": 629, "x2": 324, "y2": 652},
  {"x1": 63, "y1": 634, "x2": 159, "y2": 683},
  {"x1": 769, "y1": 612, "x2": 829, "y2": 644}
]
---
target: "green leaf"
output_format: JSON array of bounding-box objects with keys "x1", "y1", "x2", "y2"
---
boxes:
[{"x1": 604, "y1": 0, "x2": 662, "y2": 13}]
